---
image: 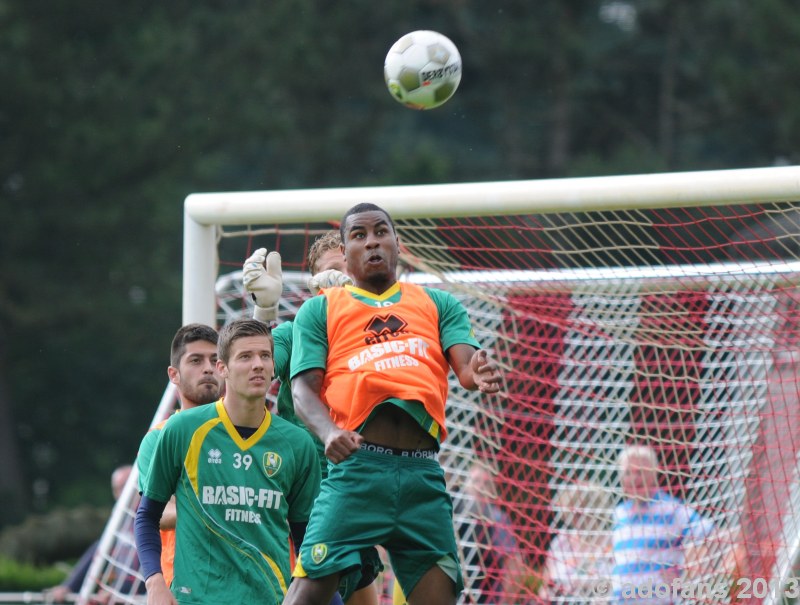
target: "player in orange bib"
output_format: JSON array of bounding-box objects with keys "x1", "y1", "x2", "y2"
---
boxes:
[{"x1": 283, "y1": 203, "x2": 503, "y2": 605}]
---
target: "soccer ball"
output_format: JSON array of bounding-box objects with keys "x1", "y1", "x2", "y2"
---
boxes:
[{"x1": 384, "y1": 30, "x2": 462, "y2": 110}]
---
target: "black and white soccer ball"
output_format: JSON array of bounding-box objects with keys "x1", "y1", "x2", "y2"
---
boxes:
[{"x1": 384, "y1": 30, "x2": 462, "y2": 110}]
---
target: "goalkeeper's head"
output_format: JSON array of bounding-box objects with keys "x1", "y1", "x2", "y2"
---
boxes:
[{"x1": 308, "y1": 230, "x2": 346, "y2": 275}]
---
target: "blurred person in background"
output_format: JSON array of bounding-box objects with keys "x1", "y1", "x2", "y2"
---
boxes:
[
  {"x1": 539, "y1": 481, "x2": 614, "y2": 604},
  {"x1": 611, "y1": 445, "x2": 715, "y2": 605},
  {"x1": 458, "y1": 463, "x2": 528, "y2": 604}
]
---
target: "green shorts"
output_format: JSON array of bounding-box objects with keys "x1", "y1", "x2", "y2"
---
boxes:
[
  {"x1": 336, "y1": 545, "x2": 383, "y2": 601},
  {"x1": 314, "y1": 438, "x2": 328, "y2": 479},
  {"x1": 295, "y1": 446, "x2": 463, "y2": 597},
  {"x1": 313, "y1": 440, "x2": 381, "y2": 600}
]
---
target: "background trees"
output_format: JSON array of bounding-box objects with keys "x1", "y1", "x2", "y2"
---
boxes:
[{"x1": 1, "y1": 0, "x2": 799, "y2": 528}]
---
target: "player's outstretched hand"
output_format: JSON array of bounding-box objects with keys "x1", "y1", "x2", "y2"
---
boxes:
[
  {"x1": 324, "y1": 428, "x2": 363, "y2": 464},
  {"x1": 307, "y1": 269, "x2": 353, "y2": 295},
  {"x1": 242, "y1": 248, "x2": 283, "y2": 322},
  {"x1": 471, "y1": 349, "x2": 502, "y2": 394}
]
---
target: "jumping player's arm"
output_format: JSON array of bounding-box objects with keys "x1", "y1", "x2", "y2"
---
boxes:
[
  {"x1": 446, "y1": 346, "x2": 502, "y2": 394},
  {"x1": 292, "y1": 369, "x2": 362, "y2": 463},
  {"x1": 290, "y1": 295, "x2": 362, "y2": 463},
  {"x1": 426, "y1": 287, "x2": 503, "y2": 394}
]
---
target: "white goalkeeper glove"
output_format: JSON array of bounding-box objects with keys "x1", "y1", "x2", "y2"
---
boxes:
[
  {"x1": 242, "y1": 248, "x2": 283, "y2": 322},
  {"x1": 307, "y1": 269, "x2": 353, "y2": 295}
]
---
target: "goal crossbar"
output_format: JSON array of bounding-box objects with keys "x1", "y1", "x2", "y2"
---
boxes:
[{"x1": 183, "y1": 166, "x2": 800, "y2": 326}]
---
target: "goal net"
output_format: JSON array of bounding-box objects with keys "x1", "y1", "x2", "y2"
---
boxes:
[{"x1": 84, "y1": 166, "x2": 800, "y2": 605}]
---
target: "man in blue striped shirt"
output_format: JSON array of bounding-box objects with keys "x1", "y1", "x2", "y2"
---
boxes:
[{"x1": 611, "y1": 445, "x2": 715, "y2": 604}]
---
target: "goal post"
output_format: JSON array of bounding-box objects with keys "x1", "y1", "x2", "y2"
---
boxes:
[
  {"x1": 182, "y1": 166, "x2": 800, "y2": 326},
  {"x1": 89, "y1": 165, "x2": 800, "y2": 605}
]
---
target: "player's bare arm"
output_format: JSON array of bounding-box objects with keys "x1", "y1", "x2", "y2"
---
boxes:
[
  {"x1": 292, "y1": 368, "x2": 363, "y2": 463},
  {"x1": 144, "y1": 574, "x2": 177, "y2": 605},
  {"x1": 447, "y1": 344, "x2": 502, "y2": 393},
  {"x1": 159, "y1": 498, "x2": 177, "y2": 530}
]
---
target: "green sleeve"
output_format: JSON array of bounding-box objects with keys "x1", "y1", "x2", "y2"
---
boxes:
[
  {"x1": 271, "y1": 321, "x2": 293, "y2": 383},
  {"x1": 286, "y1": 429, "x2": 322, "y2": 523},
  {"x1": 136, "y1": 428, "x2": 161, "y2": 493},
  {"x1": 141, "y1": 414, "x2": 184, "y2": 503},
  {"x1": 424, "y1": 287, "x2": 481, "y2": 351},
  {"x1": 290, "y1": 295, "x2": 329, "y2": 380}
]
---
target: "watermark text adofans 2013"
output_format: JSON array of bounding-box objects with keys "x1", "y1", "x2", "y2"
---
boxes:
[{"x1": 590, "y1": 577, "x2": 800, "y2": 600}]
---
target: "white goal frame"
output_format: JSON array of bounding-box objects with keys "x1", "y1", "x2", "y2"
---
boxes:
[{"x1": 182, "y1": 166, "x2": 800, "y2": 328}]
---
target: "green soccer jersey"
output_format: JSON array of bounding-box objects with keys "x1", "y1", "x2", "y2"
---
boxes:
[
  {"x1": 137, "y1": 417, "x2": 168, "y2": 493},
  {"x1": 272, "y1": 321, "x2": 297, "y2": 424},
  {"x1": 142, "y1": 399, "x2": 321, "y2": 605},
  {"x1": 137, "y1": 427, "x2": 158, "y2": 493},
  {"x1": 273, "y1": 320, "x2": 328, "y2": 475}
]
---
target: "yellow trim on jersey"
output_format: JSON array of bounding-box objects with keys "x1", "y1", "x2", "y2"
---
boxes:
[
  {"x1": 216, "y1": 398, "x2": 273, "y2": 451},
  {"x1": 262, "y1": 553, "x2": 289, "y2": 594},
  {"x1": 185, "y1": 415, "x2": 223, "y2": 496},
  {"x1": 292, "y1": 553, "x2": 309, "y2": 578},
  {"x1": 343, "y1": 282, "x2": 401, "y2": 302}
]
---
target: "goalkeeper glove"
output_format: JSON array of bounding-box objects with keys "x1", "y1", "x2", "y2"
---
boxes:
[
  {"x1": 242, "y1": 248, "x2": 283, "y2": 322},
  {"x1": 307, "y1": 269, "x2": 353, "y2": 295}
]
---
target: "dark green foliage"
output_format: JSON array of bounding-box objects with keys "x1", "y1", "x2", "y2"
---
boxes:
[
  {"x1": 0, "y1": 506, "x2": 109, "y2": 565},
  {"x1": 0, "y1": 557, "x2": 66, "y2": 591}
]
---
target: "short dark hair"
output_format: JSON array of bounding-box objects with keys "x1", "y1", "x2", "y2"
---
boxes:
[
  {"x1": 170, "y1": 324, "x2": 218, "y2": 368},
  {"x1": 339, "y1": 203, "x2": 396, "y2": 241},
  {"x1": 308, "y1": 230, "x2": 342, "y2": 274},
  {"x1": 217, "y1": 318, "x2": 273, "y2": 364}
]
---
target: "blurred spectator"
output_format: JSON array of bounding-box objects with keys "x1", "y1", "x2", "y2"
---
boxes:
[
  {"x1": 611, "y1": 445, "x2": 715, "y2": 604},
  {"x1": 460, "y1": 463, "x2": 528, "y2": 604},
  {"x1": 539, "y1": 481, "x2": 614, "y2": 603}
]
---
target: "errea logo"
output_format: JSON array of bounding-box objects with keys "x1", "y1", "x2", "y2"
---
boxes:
[
  {"x1": 208, "y1": 449, "x2": 222, "y2": 464},
  {"x1": 364, "y1": 314, "x2": 408, "y2": 345}
]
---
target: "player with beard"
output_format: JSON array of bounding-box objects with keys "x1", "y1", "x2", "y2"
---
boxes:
[{"x1": 136, "y1": 323, "x2": 224, "y2": 587}]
